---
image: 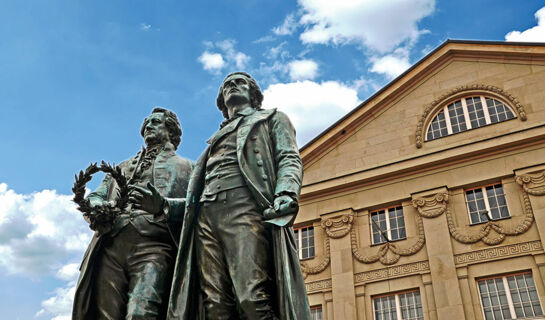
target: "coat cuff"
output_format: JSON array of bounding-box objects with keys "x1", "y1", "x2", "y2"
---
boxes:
[{"x1": 165, "y1": 198, "x2": 186, "y2": 223}]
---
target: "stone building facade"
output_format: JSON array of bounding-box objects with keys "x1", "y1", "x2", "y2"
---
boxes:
[{"x1": 294, "y1": 40, "x2": 545, "y2": 320}]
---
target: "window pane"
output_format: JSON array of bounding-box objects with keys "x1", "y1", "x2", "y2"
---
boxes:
[
  {"x1": 399, "y1": 291, "x2": 424, "y2": 320},
  {"x1": 448, "y1": 100, "x2": 467, "y2": 133},
  {"x1": 486, "y1": 184, "x2": 510, "y2": 220},
  {"x1": 426, "y1": 111, "x2": 448, "y2": 141},
  {"x1": 388, "y1": 206, "x2": 406, "y2": 241},
  {"x1": 310, "y1": 306, "x2": 322, "y2": 320},
  {"x1": 466, "y1": 97, "x2": 487, "y2": 128},
  {"x1": 371, "y1": 210, "x2": 387, "y2": 244},
  {"x1": 486, "y1": 98, "x2": 515, "y2": 124},
  {"x1": 374, "y1": 296, "x2": 398, "y2": 320},
  {"x1": 466, "y1": 188, "x2": 488, "y2": 224},
  {"x1": 479, "y1": 273, "x2": 544, "y2": 320},
  {"x1": 478, "y1": 278, "x2": 509, "y2": 320}
]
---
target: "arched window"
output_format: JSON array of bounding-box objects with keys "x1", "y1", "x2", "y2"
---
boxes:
[{"x1": 426, "y1": 96, "x2": 516, "y2": 141}]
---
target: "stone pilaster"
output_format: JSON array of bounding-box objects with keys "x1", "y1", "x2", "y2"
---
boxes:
[
  {"x1": 412, "y1": 187, "x2": 465, "y2": 320},
  {"x1": 322, "y1": 210, "x2": 357, "y2": 320}
]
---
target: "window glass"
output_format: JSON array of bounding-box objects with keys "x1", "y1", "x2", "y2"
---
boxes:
[
  {"x1": 310, "y1": 306, "x2": 323, "y2": 320},
  {"x1": 425, "y1": 96, "x2": 517, "y2": 142},
  {"x1": 466, "y1": 184, "x2": 510, "y2": 224},
  {"x1": 466, "y1": 97, "x2": 487, "y2": 128},
  {"x1": 447, "y1": 100, "x2": 467, "y2": 133},
  {"x1": 370, "y1": 206, "x2": 407, "y2": 245},
  {"x1": 373, "y1": 291, "x2": 424, "y2": 320},
  {"x1": 294, "y1": 226, "x2": 315, "y2": 260},
  {"x1": 478, "y1": 272, "x2": 543, "y2": 320}
]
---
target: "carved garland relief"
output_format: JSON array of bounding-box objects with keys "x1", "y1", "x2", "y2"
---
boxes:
[
  {"x1": 301, "y1": 179, "x2": 537, "y2": 277},
  {"x1": 516, "y1": 170, "x2": 545, "y2": 196},
  {"x1": 415, "y1": 84, "x2": 527, "y2": 148}
]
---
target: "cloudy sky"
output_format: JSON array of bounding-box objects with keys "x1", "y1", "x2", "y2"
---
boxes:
[{"x1": 1, "y1": 0, "x2": 545, "y2": 319}]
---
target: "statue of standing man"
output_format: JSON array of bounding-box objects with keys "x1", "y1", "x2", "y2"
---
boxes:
[
  {"x1": 72, "y1": 108, "x2": 193, "y2": 319},
  {"x1": 167, "y1": 72, "x2": 311, "y2": 319}
]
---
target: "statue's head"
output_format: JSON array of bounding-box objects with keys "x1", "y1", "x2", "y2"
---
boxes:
[
  {"x1": 216, "y1": 72, "x2": 263, "y2": 119},
  {"x1": 140, "y1": 107, "x2": 182, "y2": 149}
]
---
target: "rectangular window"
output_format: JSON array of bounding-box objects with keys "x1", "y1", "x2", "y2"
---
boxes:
[
  {"x1": 478, "y1": 272, "x2": 544, "y2": 319},
  {"x1": 294, "y1": 226, "x2": 315, "y2": 260},
  {"x1": 373, "y1": 290, "x2": 424, "y2": 320},
  {"x1": 466, "y1": 184, "x2": 510, "y2": 224},
  {"x1": 310, "y1": 306, "x2": 323, "y2": 320},
  {"x1": 370, "y1": 206, "x2": 406, "y2": 245}
]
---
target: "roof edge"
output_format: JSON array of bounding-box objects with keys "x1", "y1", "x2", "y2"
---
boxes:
[{"x1": 299, "y1": 39, "x2": 545, "y2": 152}]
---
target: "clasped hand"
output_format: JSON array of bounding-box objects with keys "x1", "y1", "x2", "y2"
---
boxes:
[{"x1": 128, "y1": 182, "x2": 165, "y2": 216}]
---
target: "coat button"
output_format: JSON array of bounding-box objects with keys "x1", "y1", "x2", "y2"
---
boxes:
[
  {"x1": 254, "y1": 148, "x2": 259, "y2": 153},
  {"x1": 251, "y1": 135, "x2": 257, "y2": 140},
  {"x1": 262, "y1": 174, "x2": 268, "y2": 180},
  {"x1": 257, "y1": 160, "x2": 263, "y2": 166}
]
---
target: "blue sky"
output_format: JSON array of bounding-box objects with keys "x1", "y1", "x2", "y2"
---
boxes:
[{"x1": 1, "y1": 0, "x2": 545, "y2": 319}]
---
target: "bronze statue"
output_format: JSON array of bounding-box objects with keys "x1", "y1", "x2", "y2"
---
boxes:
[
  {"x1": 72, "y1": 108, "x2": 193, "y2": 319},
  {"x1": 166, "y1": 72, "x2": 311, "y2": 319}
]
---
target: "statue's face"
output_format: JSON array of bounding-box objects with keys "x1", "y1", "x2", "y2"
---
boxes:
[
  {"x1": 143, "y1": 113, "x2": 169, "y2": 146},
  {"x1": 222, "y1": 74, "x2": 251, "y2": 106}
]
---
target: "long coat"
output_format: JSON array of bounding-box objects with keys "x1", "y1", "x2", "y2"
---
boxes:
[
  {"x1": 167, "y1": 108, "x2": 311, "y2": 320},
  {"x1": 72, "y1": 144, "x2": 193, "y2": 319}
]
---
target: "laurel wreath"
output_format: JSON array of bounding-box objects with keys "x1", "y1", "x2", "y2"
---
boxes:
[{"x1": 72, "y1": 161, "x2": 129, "y2": 233}]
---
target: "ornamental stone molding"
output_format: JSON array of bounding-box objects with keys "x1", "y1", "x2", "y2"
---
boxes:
[
  {"x1": 446, "y1": 187, "x2": 534, "y2": 245},
  {"x1": 300, "y1": 236, "x2": 330, "y2": 279},
  {"x1": 411, "y1": 192, "x2": 449, "y2": 218},
  {"x1": 515, "y1": 170, "x2": 545, "y2": 196},
  {"x1": 300, "y1": 214, "x2": 354, "y2": 278},
  {"x1": 322, "y1": 213, "x2": 354, "y2": 238},
  {"x1": 351, "y1": 213, "x2": 425, "y2": 266},
  {"x1": 354, "y1": 261, "x2": 430, "y2": 284},
  {"x1": 454, "y1": 240, "x2": 543, "y2": 265},
  {"x1": 415, "y1": 84, "x2": 527, "y2": 148},
  {"x1": 305, "y1": 279, "x2": 332, "y2": 293}
]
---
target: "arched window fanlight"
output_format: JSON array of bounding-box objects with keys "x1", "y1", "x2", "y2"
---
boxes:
[{"x1": 426, "y1": 96, "x2": 516, "y2": 141}]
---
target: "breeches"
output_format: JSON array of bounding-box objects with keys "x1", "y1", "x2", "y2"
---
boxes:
[
  {"x1": 197, "y1": 187, "x2": 276, "y2": 320},
  {"x1": 92, "y1": 223, "x2": 175, "y2": 320}
]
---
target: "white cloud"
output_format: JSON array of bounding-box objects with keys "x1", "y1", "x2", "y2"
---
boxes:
[
  {"x1": 264, "y1": 42, "x2": 290, "y2": 61},
  {"x1": 262, "y1": 80, "x2": 361, "y2": 145},
  {"x1": 198, "y1": 51, "x2": 226, "y2": 72},
  {"x1": 0, "y1": 183, "x2": 92, "y2": 319},
  {"x1": 505, "y1": 7, "x2": 545, "y2": 42},
  {"x1": 139, "y1": 23, "x2": 152, "y2": 31},
  {"x1": 370, "y1": 48, "x2": 411, "y2": 79},
  {"x1": 36, "y1": 279, "x2": 76, "y2": 320},
  {"x1": 288, "y1": 59, "x2": 319, "y2": 81},
  {"x1": 298, "y1": 0, "x2": 435, "y2": 52},
  {"x1": 273, "y1": 13, "x2": 298, "y2": 36},
  {"x1": 199, "y1": 39, "x2": 251, "y2": 74},
  {"x1": 234, "y1": 52, "x2": 250, "y2": 69},
  {"x1": 0, "y1": 183, "x2": 92, "y2": 277}
]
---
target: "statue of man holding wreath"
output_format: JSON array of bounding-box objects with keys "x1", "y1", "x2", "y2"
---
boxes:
[{"x1": 72, "y1": 108, "x2": 193, "y2": 320}]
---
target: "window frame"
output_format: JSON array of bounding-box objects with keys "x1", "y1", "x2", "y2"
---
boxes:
[
  {"x1": 477, "y1": 271, "x2": 544, "y2": 320},
  {"x1": 293, "y1": 225, "x2": 315, "y2": 260},
  {"x1": 425, "y1": 95, "x2": 517, "y2": 141},
  {"x1": 372, "y1": 289, "x2": 424, "y2": 320},
  {"x1": 465, "y1": 183, "x2": 511, "y2": 225},
  {"x1": 370, "y1": 205, "x2": 407, "y2": 245},
  {"x1": 310, "y1": 305, "x2": 323, "y2": 320}
]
